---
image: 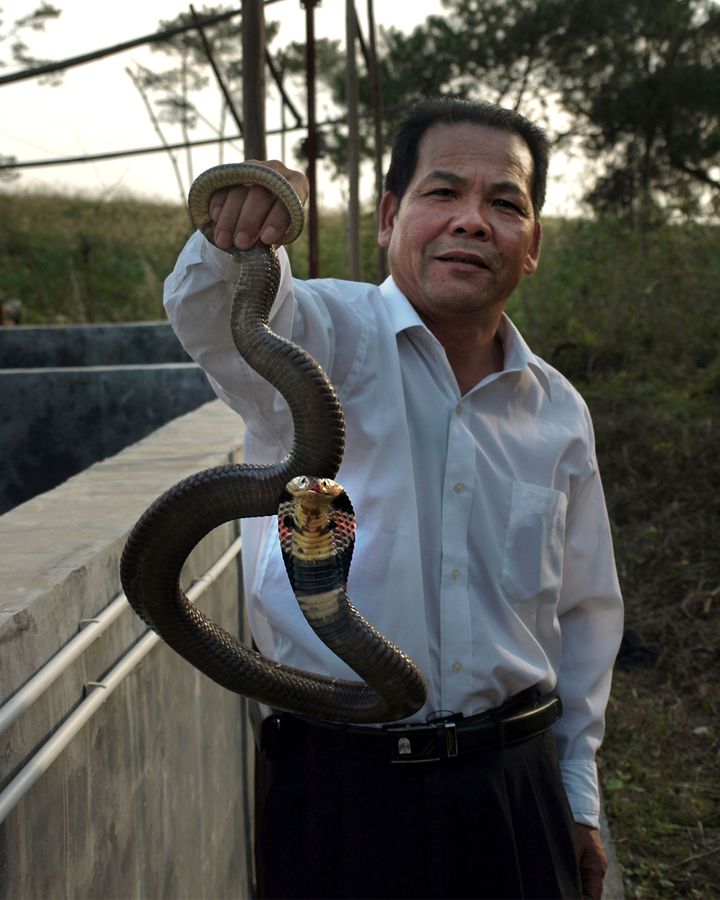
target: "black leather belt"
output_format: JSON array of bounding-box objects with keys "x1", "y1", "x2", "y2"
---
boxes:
[{"x1": 261, "y1": 688, "x2": 562, "y2": 764}]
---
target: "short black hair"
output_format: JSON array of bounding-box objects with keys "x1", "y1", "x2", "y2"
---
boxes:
[{"x1": 384, "y1": 97, "x2": 550, "y2": 215}]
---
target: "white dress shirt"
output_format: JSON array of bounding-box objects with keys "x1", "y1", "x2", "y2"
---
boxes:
[{"x1": 164, "y1": 232, "x2": 624, "y2": 828}]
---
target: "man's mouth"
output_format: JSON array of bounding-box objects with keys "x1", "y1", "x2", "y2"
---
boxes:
[{"x1": 435, "y1": 251, "x2": 491, "y2": 270}]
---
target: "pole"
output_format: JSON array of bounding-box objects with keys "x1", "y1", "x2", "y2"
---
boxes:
[
  {"x1": 190, "y1": 5, "x2": 244, "y2": 136},
  {"x1": 302, "y1": 0, "x2": 320, "y2": 277},
  {"x1": 242, "y1": 0, "x2": 266, "y2": 159},
  {"x1": 367, "y1": 0, "x2": 386, "y2": 282},
  {"x1": 346, "y1": 0, "x2": 361, "y2": 280}
]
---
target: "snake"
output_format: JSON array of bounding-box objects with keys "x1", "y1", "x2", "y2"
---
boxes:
[{"x1": 119, "y1": 162, "x2": 427, "y2": 724}]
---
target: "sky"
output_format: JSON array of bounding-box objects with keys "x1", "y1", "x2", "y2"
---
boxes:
[{"x1": 0, "y1": 0, "x2": 582, "y2": 214}]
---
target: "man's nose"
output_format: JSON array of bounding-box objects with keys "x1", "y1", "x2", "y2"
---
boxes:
[{"x1": 450, "y1": 200, "x2": 491, "y2": 238}]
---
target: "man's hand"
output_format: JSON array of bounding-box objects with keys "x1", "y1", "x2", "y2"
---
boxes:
[
  {"x1": 207, "y1": 159, "x2": 309, "y2": 252},
  {"x1": 574, "y1": 823, "x2": 608, "y2": 900}
]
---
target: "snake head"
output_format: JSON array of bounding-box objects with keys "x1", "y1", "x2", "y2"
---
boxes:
[
  {"x1": 279, "y1": 477, "x2": 356, "y2": 591},
  {"x1": 286, "y1": 476, "x2": 344, "y2": 508}
]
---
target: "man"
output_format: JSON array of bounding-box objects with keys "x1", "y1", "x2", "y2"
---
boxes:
[{"x1": 165, "y1": 98, "x2": 623, "y2": 899}]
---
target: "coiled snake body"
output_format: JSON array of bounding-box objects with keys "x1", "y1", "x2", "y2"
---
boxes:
[{"x1": 120, "y1": 163, "x2": 426, "y2": 723}]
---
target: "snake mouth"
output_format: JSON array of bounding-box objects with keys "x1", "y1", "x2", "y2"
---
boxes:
[{"x1": 286, "y1": 475, "x2": 343, "y2": 501}]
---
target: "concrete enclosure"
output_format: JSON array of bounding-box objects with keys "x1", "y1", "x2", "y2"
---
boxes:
[
  {"x1": 0, "y1": 401, "x2": 254, "y2": 899},
  {"x1": 0, "y1": 323, "x2": 215, "y2": 515}
]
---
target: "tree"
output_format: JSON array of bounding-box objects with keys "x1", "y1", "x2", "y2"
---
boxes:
[
  {"x1": 277, "y1": 1, "x2": 564, "y2": 187},
  {"x1": 410, "y1": 0, "x2": 720, "y2": 222},
  {"x1": 290, "y1": 0, "x2": 719, "y2": 223},
  {"x1": 543, "y1": 0, "x2": 720, "y2": 222},
  {"x1": 133, "y1": 4, "x2": 280, "y2": 192},
  {"x1": 0, "y1": 2, "x2": 60, "y2": 71},
  {"x1": 0, "y1": 2, "x2": 61, "y2": 180}
]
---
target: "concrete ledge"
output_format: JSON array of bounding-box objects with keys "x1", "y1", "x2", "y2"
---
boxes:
[
  {"x1": 1, "y1": 398, "x2": 244, "y2": 666},
  {"x1": 0, "y1": 400, "x2": 253, "y2": 900},
  {"x1": 0, "y1": 322, "x2": 191, "y2": 368}
]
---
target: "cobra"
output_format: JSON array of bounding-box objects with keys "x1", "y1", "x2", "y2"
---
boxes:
[{"x1": 120, "y1": 162, "x2": 427, "y2": 723}]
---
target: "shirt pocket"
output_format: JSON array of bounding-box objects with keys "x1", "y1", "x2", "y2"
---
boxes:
[{"x1": 500, "y1": 481, "x2": 568, "y2": 606}]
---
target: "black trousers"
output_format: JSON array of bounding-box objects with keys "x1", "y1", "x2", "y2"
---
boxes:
[{"x1": 255, "y1": 725, "x2": 582, "y2": 900}]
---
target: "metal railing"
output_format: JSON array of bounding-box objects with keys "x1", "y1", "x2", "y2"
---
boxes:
[{"x1": 0, "y1": 534, "x2": 243, "y2": 824}]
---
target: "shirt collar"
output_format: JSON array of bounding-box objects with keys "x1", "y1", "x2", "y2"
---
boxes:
[
  {"x1": 499, "y1": 315, "x2": 553, "y2": 400},
  {"x1": 379, "y1": 275, "x2": 427, "y2": 334},
  {"x1": 379, "y1": 276, "x2": 553, "y2": 400}
]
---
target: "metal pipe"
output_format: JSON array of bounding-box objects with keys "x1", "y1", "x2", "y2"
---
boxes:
[
  {"x1": 0, "y1": 593, "x2": 128, "y2": 737},
  {"x1": 0, "y1": 534, "x2": 243, "y2": 824},
  {"x1": 0, "y1": 632, "x2": 160, "y2": 824}
]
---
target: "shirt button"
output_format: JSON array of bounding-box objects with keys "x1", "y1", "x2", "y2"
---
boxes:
[
  {"x1": 451, "y1": 569, "x2": 461, "y2": 582},
  {"x1": 455, "y1": 403, "x2": 463, "y2": 416},
  {"x1": 454, "y1": 482, "x2": 465, "y2": 494},
  {"x1": 451, "y1": 660, "x2": 463, "y2": 673}
]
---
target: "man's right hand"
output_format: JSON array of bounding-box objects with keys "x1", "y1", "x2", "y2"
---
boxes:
[{"x1": 206, "y1": 159, "x2": 308, "y2": 252}]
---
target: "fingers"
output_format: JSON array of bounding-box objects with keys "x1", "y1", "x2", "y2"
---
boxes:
[
  {"x1": 207, "y1": 159, "x2": 308, "y2": 252},
  {"x1": 574, "y1": 824, "x2": 608, "y2": 900}
]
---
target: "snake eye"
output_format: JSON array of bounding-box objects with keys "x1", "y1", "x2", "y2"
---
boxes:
[{"x1": 287, "y1": 476, "x2": 310, "y2": 494}]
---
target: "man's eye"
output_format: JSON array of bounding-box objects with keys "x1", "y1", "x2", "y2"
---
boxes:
[
  {"x1": 494, "y1": 198, "x2": 523, "y2": 212},
  {"x1": 429, "y1": 188, "x2": 456, "y2": 198}
]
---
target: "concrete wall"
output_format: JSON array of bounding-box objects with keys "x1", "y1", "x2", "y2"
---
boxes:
[
  {"x1": 0, "y1": 322, "x2": 192, "y2": 368},
  {"x1": 0, "y1": 401, "x2": 254, "y2": 900},
  {"x1": 1, "y1": 323, "x2": 215, "y2": 515},
  {"x1": 1, "y1": 365, "x2": 215, "y2": 514}
]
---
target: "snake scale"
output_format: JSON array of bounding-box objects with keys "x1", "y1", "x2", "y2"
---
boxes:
[{"x1": 120, "y1": 162, "x2": 427, "y2": 723}]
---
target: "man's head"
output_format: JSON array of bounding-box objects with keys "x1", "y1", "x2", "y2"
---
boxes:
[
  {"x1": 378, "y1": 100, "x2": 546, "y2": 328},
  {"x1": 384, "y1": 98, "x2": 550, "y2": 217}
]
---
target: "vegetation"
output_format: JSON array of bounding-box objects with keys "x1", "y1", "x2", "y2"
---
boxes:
[
  {"x1": 509, "y1": 218, "x2": 720, "y2": 896},
  {"x1": 0, "y1": 2, "x2": 60, "y2": 72},
  {"x1": 0, "y1": 191, "x2": 189, "y2": 323},
  {"x1": 0, "y1": 2, "x2": 61, "y2": 178}
]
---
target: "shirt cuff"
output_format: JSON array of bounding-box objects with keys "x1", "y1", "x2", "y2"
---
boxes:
[
  {"x1": 559, "y1": 759, "x2": 601, "y2": 829},
  {"x1": 199, "y1": 231, "x2": 245, "y2": 281}
]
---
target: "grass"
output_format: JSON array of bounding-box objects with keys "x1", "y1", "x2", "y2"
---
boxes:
[
  {"x1": 602, "y1": 672, "x2": 719, "y2": 897},
  {"x1": 508, "y1": 217, "x2": 720, "y2": 898},
  {"x1": 2, "y1": 191, "x2": 719, "y2": 896},
  {"x1": 0, "y1": 189, "x2": 191, "y2": 323}
]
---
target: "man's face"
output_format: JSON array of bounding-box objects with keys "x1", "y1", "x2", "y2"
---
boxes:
[{"x1": 378, "y1": 123, "x2": 542, "y2": 329}]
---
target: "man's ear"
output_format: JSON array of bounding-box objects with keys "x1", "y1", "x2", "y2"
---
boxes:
[
  {"x1": 522, "y1": 220, "x2": 542, "y2": 276},
  {"x1": 378, "y1": 191, "x2": 399, "y2": 248}
]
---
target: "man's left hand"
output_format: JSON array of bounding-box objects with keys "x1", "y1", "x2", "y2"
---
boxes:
[{"x1": 574, "y1": 823, "x2": 608, "y2": 900}]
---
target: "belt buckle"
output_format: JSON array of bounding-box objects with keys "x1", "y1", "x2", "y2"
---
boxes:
[
  {"x1": 443, "y1": 721, "x2": 459, "y2": 758},
  {"x1": 387, "y1": 724, "x2": 439, "y2": 764},
  {"x1": 387, "y1": 721, "x2": 458, "y2": 763}
]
